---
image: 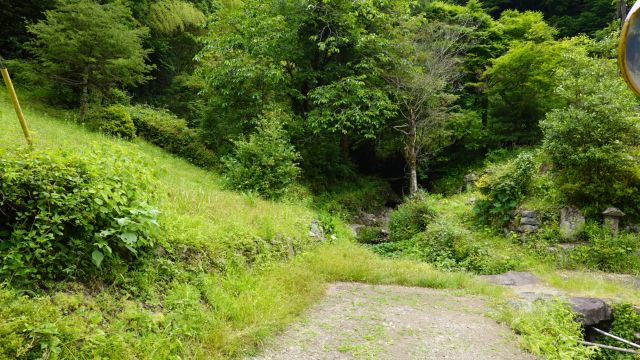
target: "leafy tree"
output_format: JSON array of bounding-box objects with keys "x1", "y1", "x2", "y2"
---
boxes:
[
  {"x1": 541, "y1": 50, "x2": 640, "y2": 210},
  {"x1": 128, "y1": 0, "x2": 208, "y2": 120},
  {"x1": 147, "y1": 0, "x2": 206, "y2": 34},
  {"x1": 223, "y1": 108, "x2": 301, "y2": 199},
  {"x1": 483, "y1": 39, "x2": 580, "y2": 146},
  {"x1": 27, "y1": 0, "x2": 153, "y2": 121},
  {"x1": 420, "y1": 5, "x2": 557, "y2": 153},
  {"x1": 198, "y1": 0, "x2": 411, "y2": 172},
  {"x1": 197, "y1": 0, "x2": 299, "y2": 151},
  {"x1": 496, "y1": 9, "x2": 557, "y2": 42},
  {"x1": 462, "y1": 0, "x2": 617, "y2": 37},
  {"x1": 386, "y1": 17, "x2": 470, "y2": 193}
]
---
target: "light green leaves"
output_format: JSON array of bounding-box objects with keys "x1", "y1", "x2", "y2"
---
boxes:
[
  {"x1": 148, "y1": 0, "x2": 206, "y2": 34},
  {"x1": 91, "y1": 250, "x2": 104, "y2": 268}
]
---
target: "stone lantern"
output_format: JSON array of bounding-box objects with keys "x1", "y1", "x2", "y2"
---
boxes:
[
  {"x1": 602, "y1": 208, "x2": 625, "y2": 234},
  {"x1": 463, "y1": 173, "x2": 479, "y2": 191}
]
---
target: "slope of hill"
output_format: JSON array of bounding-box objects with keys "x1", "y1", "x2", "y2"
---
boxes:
[{"x1": 0, "y1": 93, "x2": 502, "y2": 359}]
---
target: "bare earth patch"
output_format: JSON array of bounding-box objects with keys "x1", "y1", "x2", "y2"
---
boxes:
[{"x1": 249, "y1": 282, "x2": 536, "y2": 360}]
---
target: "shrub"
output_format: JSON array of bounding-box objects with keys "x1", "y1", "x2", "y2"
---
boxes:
[
  {"x1": 105, "y1": 88, "x2": 132, "y2": 105},
  {"x1": 0, "y1": 147, "x2": 159, "y2": 285},
  {"x1": 127, "y1": 105, "x2": 217, "y2": 168},
  {"x1": 567, "y1": 224, "x2": 640, "y2": 274},
  {"x1": 87, "y1": 105, "x2": 136, "y2": 140},
  {"x1": 410, "y1": 218, "x2": 516, "y2": 274},
  {"x1": 223, "y1": 110, "x2": 301, "y2": 200},
  {"x1": 474, "y1": 152, "x2": 535, "y2": 227},
  {"x1": 388, "y1": 192, "x2": 438, "y2": 242},
  {"x1": 356, "y1": 227, "x2": 387, "y2": 245},
  {"x1": 312, "y1": 177, "x2": 397, "y2": 219}
]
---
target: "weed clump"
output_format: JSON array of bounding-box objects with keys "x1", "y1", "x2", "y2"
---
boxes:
[
  {"x1": 474, "y1": 152, "x2": 535, "y2": 227},
  {"x1": 496, "y1": 299, "x2": 597, "y2": 360},
  {"x1": 566, "y1": 224, "x2": 640, "y2": 274}
]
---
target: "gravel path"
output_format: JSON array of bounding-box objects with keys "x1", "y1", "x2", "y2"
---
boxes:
[{"x1": 249, "y1": 282, "x2": 536, "y2": 360}]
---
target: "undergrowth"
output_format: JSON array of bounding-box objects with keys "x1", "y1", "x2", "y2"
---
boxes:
[{"x1": 495, "y1": 298, "x2": 598, "y2": 360}]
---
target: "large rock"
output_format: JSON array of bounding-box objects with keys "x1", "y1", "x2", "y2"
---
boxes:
[
  {"x1": 356, "y1": 209, "x2": 392, "y2": 228},
  {"x1": 481, "y1": 271, "x2": 542, "y2": 286},
  {"x1": 518, "y1": 224, "x2": 538, "y2": 234},
  {"x1": 349, "y1": 224, "x2": 364, "y2": 236},
  {"x1": 569, "y1": 297, "x2": 612, "y2": 326},
  {"x1": 521, "y1": 217, "x2": 541, "y2": 226},
  {"x1": 560, "y1": 207, "x2": 585, "y2": 240},
  {"x1": 309, "y1": 220, "x2": 325, "y2": 240},
  {"x1": 464, "y1": 173, "x2": 479, "y2": 191}
]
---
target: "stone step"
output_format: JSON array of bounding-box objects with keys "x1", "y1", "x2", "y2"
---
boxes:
[{"x1": 481, "y1": 271, "x2": 612, "y2": 325}]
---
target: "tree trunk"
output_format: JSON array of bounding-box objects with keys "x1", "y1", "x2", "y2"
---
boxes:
[
  {"x1": 621, "y1": 0, "x2": 628, "y2": 25},
  {"x1": 406, "y1": 116, "x2": 418, "y2": 194},
  {"x1": 79, "y1": 69, "x2": 89, "y2": 123},
  {"x1": 340, "y1": 134, "x2": 350, "y2": 160}
]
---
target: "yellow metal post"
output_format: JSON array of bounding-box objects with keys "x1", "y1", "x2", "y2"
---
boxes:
[{"x1": 1, "y1": 60, "x2": 33, "y2": 146}]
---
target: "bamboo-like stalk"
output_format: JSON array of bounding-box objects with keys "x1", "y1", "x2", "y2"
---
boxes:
[{"x1": 0, "y1": 59, "x2": 33, "y2": 146}]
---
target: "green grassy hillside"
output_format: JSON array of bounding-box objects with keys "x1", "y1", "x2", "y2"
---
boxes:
[
  {"x1": 0, "y1": 91, "x2": 324, "y2": 358},
  {"x1": 0, "y1": 93, "x2": 504, "y2": 359},
  {"x1": 0, "y1": 94, "x2": 320, "y2": 253}
]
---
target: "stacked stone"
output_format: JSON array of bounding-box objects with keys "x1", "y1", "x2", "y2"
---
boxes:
[{"x1": 517, "y1": 210, "x2": 540, "y2": 233}]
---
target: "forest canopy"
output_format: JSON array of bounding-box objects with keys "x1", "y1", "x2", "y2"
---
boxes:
[{"x1": 0, "y1": 0, "x2": 634, "y2": 204}]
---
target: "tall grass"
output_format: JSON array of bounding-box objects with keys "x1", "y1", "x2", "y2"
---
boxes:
[{"x1": 0, "y1": 93, "x2": 323, "y2": 254}]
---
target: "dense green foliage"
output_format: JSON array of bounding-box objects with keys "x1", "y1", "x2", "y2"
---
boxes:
[
  {"x1": 388, "y1": 193, "x2": 437, "y2": 243},
  {"x1": 379, "y1": 193, "x2": 519, "y2": 274},
  {"x1": 599, "y1": 303, "x2": 640, "y2": 359},
  {"x1": 541, "y1": 52, "x2": 640, "y2": 212},
  {"x1": 484, "y1": 40, "x2": 564, "y2": 146},
  {"x1": 128, "y1": 105, "x2": 217, "y2": 168},
  {"x1": 87, "y1": 105, "x2": 136, "y2": 140},
  {"x1": 223, "y1": 110, "x2": 301, "y2": 199},
  {"x1": 26, "y1": 0, "x2": 152, "y2": 119},
  {"x1": 4, "y1": 0, "x2": 632, "y2": 199},
  {"x1": 0, "y1": 147, "x2": 159, "y2": 285},
  {"x1": 567, "y1": 224, "x2": 640, "y2": 274},
  {"x1": 469, "y1": 0, "x2": 618, "y2": 37}
]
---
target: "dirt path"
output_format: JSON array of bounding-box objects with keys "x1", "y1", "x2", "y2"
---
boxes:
[{"x1": 249, "y1": 282, "x2": 536, "y2": 360}]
